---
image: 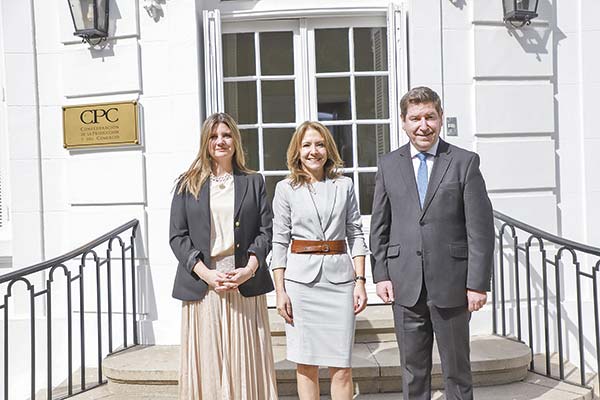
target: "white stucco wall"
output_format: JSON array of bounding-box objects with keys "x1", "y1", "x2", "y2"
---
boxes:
[{"x1": 0, "y1": 0, "x2": 599, "y2": 397}]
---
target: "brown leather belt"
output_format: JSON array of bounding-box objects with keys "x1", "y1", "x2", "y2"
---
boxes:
[{"x1": 290, "y1": 239, "x2": 347, "y2": 255}]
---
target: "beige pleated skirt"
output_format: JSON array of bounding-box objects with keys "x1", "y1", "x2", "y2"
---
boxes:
[{"x1": 179, "y1": 257, "x2": 278, "y2": 400}]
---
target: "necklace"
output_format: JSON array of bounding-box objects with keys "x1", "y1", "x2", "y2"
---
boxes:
[{"x1": 210, "y1": 172, "x2": 233, "y2": 189}]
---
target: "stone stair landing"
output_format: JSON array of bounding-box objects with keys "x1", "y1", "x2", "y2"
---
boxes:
[
  {"x1": 100, "y1": 334, "x2": 531, "y2": 397},
  {"x1": 69, "y1": 305, "x2": 595, "y2": 399}
]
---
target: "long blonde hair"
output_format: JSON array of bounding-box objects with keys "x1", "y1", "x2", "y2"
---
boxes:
[
  {"x1": 177, "y1": 113, "x2": 252, "y2": 198},
  {"x1": 286, "y1": 121, "x2": 343, "y2": 187}
]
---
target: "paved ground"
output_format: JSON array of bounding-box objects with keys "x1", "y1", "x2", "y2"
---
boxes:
[{"x1": 71, "y1": 372, "x2": 593, "y2": 399}]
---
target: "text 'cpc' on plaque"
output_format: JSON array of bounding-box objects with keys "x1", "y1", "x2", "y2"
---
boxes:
[{"x1": 63, "y1": 101, "x2": 139, "y2": 149}]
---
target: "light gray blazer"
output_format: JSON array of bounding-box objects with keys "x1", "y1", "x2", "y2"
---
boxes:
[{"x1": 271, "y1": 176, "x2": 368, "y2": 284}]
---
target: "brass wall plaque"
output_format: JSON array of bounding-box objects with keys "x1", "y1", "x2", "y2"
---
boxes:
[{"x1": 63, "y1": 101, "x2": 139, "y2": 149}]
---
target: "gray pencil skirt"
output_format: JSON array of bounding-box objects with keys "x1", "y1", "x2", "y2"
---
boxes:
[{"x1": 284, "y1": 271, "x2": 356, "y2": 368}]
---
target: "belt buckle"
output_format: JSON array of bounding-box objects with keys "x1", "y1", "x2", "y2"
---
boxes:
[{"x1": 322, "y1": 243, "x2": 330, "y2": 253}]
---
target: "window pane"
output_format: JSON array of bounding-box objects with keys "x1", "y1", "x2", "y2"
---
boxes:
[
  {"x1": 327, "y1": 125, "x2": 353, "y2": 168},
  {"x1": 315, "y1": 28, "x2": 349, "y2": 73},
  {"x1": 357, "y1": 124, "x2": 390, "y2": 167},
  {"x1": 317, "y1": 78, "x2": 351, "y2": 121},
  {"x1": 263, "y1": 128, "x2": 294, "y2": 170},
  {"x1": 359, "y1": 172, "x2": 376, "y2": 215},
  {"x1": 224, "y1": 81, "x2": 257, "y2": 125},
  {"x1": 240, "y1": 128, "x2": 259, "y2": 171},
  {"x1": 262, "y1": 80, "x2": 295, "y2": 123},
  {"x1": 265, "y1": 175, "x2": 286, "y2": 205},
  {"x1": 354, "y1": 28, "x2": 388, "y2": 72},
  {"x1": 223, "y1": 33, "x2": 255, "y2": 77},
  {"x1": 260, "y1": 31, "x2": 294, "y2": 75},
  {"x1": 355, "y1": 76, "x2": 389, "y2": 120}
]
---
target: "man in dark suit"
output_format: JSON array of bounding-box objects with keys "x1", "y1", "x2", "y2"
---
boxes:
[{"x1": 370, "y1": 86, "x2": 495, "y2": 400}]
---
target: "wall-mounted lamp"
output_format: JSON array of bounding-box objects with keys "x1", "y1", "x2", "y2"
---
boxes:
[
  {"x1": 503, "y1": 0, "x2": 539, "y2": 27},
  {"x1": 67, "y1": 0, "x2": 109, "y2": 45}
]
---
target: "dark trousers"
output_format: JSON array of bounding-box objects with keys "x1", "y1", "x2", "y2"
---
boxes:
[{"x1": 392, "y1": 285, "x2": 473, "y2": 400}]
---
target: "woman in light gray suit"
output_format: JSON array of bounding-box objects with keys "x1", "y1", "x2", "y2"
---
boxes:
[{"x1": 272, "y1": 121, "x2": 368, "y2": 400}]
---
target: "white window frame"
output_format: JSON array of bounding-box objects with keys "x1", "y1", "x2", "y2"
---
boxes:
[
  {"x1": 204, "y1": 5, "x2": 408, "y2": 207},
  {"x1": 205, "y1": 4, "x2": 408, "y2": 302},
  {"x1": 305, "y1": 16, "x2": 390, "y2": 213},
  {"x1": 221, "y1": 19, "x2": 306, "y2": 176}
]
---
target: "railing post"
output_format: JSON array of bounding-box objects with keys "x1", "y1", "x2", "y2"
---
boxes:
[
  {"x1": 96, "y1": 257, "x2": 103, "y2": 385},
  {"x1": 3, "y1": 299, "x2": 9, "y2": 400},
  {"x1": 525, "y1": 240, "x2": 534, "y2": 370},
  {"x1": 131, "y1": 232, "x2": 138, "y2": 346},
  {"x1": 492, "y1": 223, "x2": 501, "y2": 336},
  {"x1": 513, "y1": 234, "x2": 521, "y2": 342},
  {"x1": 121, "y1": 246, "x2": 127, "y2": 348},
  {"x1": 594, "y1": 266, "x2": 600, "y2": 388},
  {"x1": 47, "y1": 280, "x2": 52, "y2": 400},
  {"x1": 79, "y1": 262, "x2": 86, "y2": 391},
  {"x1": 30, "y1": 287, "x2": 36, "y2": 400},
  {"x1": 554, "y1": 255, "x2": 564, "y2": 380},
  {"x1": 542, "y1": 253, "x2": 550, "y2": 376}
]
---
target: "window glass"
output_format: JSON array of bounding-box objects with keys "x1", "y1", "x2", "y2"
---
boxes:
[
  {"x1": 263, "y1": 128, "x2": 295, "y2": 170},
  {"x1": 317, "y1": 78, "x2": 351, "y2": 121},
  {"x1": 223, "y1": 33, "x2": 255, "y2": 77},
  {"x1": 262, "y1": 80, "x2": 295, "y2": 123},
  {"x1": 315, "y1": 28, "x2": 349, "y2": 73},
  {"x1": 354, "y1": 28, "x2": 388, "y2": 72},
  {"x1": 355, "y1": 76, "x2": 389, "y2": 120},
  {"x1": 357, "y1": 124, "x2": 390, "y2": 167},
  {"x1": 224, "y1": 81, "x2": 257, "y2": 124},
  {"x1": 359, "y1": 172, "x2": 376, "y2": 215},
  {"x1": 265, "y1": 175, "x2": 286, "y2": 205},
  {"x1": 221, "y1": 21, "x2": 394, "y2": 219},
  {"x1": 239, "y1": 128, "x2": 259, "y2": 171},
  {"x1": 260, "y1": 32, "x2": 294, "y2": 75},
  {"x1": 327, "y1": 125, "x2": 353, "y2": 168}
]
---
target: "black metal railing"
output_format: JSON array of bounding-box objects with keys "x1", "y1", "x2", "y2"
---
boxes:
[
  {"x1": 0, "y1": 220, "x2": 139, "y2": 400},
  {"x1": 493, "y1": 210, "x2": 600, "y2": 387}
]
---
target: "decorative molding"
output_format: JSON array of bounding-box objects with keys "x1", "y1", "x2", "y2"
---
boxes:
[{"x1": 221, "y1": 7, "x2": 387, "y2": 22}]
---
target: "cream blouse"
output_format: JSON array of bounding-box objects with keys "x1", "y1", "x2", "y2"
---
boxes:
[{"x1": 209, "y1": 173, "x2": 235, "y2": 257}]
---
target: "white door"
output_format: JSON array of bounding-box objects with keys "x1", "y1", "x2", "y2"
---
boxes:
[{"x1": 204, "y1": 6, "x2": 407, "y2": 304}]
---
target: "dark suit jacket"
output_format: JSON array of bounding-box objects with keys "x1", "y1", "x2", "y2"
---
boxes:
[
  {"x1": 170, "y1": 170, "x2": 274, "y2": 301},
  {"x1": 370, "y1": 139, "x2": 495, "y2": 308}
]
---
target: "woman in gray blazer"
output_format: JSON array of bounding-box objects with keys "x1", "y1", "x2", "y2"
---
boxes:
[
  {"x1": 170, "y1": 113, "x2": 277, "y2": 399},
  {"x1": 272, "y1": 121, "x2": 368, "y2": 399}
]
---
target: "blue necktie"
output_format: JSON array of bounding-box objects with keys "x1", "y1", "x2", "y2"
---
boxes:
[{"x1": 417, "y1": 152, "x2": 428, "y2": 207}]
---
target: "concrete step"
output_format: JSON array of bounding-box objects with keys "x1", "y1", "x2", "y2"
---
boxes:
[
  {"x1": 34, "y1": 368, "x2": 104, "y2": 400},
  {"x1": 100, "y1": 335, "x2": 531, "y2": 396},
  {"x1": 531, "y1": 353, "x2": 599, "y2": 399},
  {"x1": 72, "y1": 372, "x2": 592, "y2": 400},
  {"x1": 281, "y1": 371, "x2": 594, "y2": 399}
]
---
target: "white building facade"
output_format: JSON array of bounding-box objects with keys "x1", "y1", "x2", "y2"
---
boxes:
[{"x1": 0, "y1": 0, "x2": 599, "y2": 397}]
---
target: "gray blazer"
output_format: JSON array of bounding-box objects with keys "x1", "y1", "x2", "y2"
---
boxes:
[
  {"x1": 271, "y1": 176, "x2": 368, "y2": 284},
  {"x1": 370, "y1": 140, "x2": 495, "y2": 308},
  {"x1": 170, "y1": 170, "x2": 274, "y2": 301}
]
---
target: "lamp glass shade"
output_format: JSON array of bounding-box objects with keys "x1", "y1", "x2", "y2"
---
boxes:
[
  {"x1": 516, "y1": 0, "x2": 536, "y2": 12},
  {"x1": 503, "y1": 0, "x2": 539, "y2": 21},
  {"x1": 67, "y1": 0, "x2": 109, "y2": 38},
  {"x1": 96, "y1": 0, "x2": 108, "y2": 33},
  {"x1": 68, "y1": 0, "x2": 95, "y2": 32}
]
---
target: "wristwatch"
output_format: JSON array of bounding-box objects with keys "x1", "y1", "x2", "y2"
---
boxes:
[{"x1": 354, "y1": 275, "x2": 367, "y2": 283}]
